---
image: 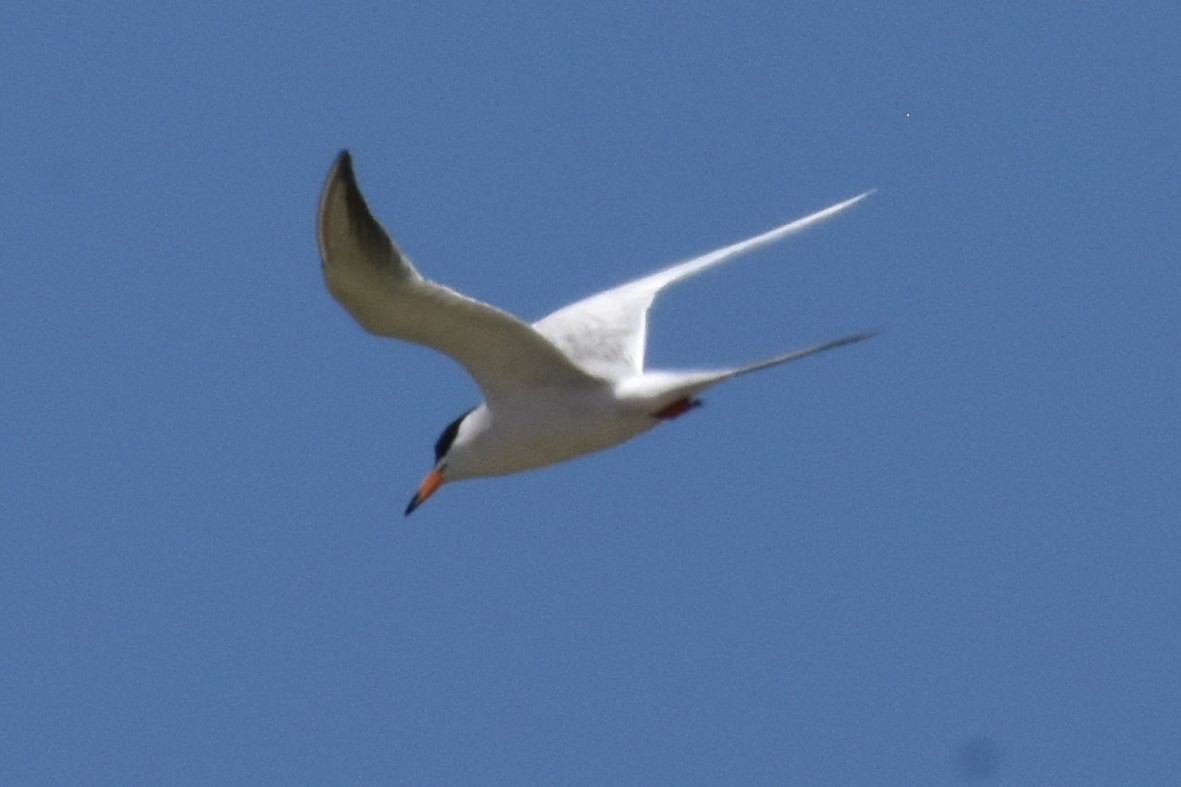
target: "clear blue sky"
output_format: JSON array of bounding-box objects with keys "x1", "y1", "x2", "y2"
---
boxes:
[{"x1": 3, "y1": 2, "x2": 1179, "y2": 784}]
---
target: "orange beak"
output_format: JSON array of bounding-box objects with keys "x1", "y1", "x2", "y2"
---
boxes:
[{"x1": 405, "y1": 467, "x2": 444, "y2": 516}]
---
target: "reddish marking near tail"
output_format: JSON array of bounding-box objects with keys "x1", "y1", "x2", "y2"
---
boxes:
[{"x1": 651, "y1": 397, "x2": 702, "y2": 420}]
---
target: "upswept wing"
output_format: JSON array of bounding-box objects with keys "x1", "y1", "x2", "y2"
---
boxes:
[
  {"x1": 532, "y1": 191, "x2": 872, "y2": 379},
  {"x1": 317, "y1": 151, "x2": 599, "y2": 402}
]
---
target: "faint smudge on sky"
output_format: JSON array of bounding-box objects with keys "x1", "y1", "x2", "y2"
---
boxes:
[{"x1": 954, "y1": 736, "x2": 1002, "y2": 782}]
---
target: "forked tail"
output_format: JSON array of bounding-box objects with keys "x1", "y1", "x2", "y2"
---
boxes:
[
  {"x1": 723, "y1": 331, "x2": 877, "y2": 379},
  {"x1": 624, "y1": 331, "x2": 877, "y2": 411}
]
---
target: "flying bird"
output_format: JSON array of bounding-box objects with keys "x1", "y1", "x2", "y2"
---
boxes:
[{"x1": 317, "y1": 151, "x2": 873, "y2": 514}]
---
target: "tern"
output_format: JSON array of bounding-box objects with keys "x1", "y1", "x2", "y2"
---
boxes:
[{"x1": 317, "y1": 151, "x2": 873, "y2": 515}]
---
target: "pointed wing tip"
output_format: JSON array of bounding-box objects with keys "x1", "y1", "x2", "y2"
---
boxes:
[
  {"x1": 836, "y1": 188, "x2": 876, "y2": 211},
  {"x1": 786, "y1": 188, "x2": 873, "y2": 231},
  {"x1": 317, "y1": 148, "x2": 393, "y2": 266},
  {"x1": 321, "y1": 149, "x2": 357, "y2": 212},
  {"x1": 329, "y1": 149, "x2": 353, "y2": 183}
]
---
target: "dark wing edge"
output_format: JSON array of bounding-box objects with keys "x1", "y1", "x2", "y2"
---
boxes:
[{"x1": 316, "y1": 150, "x2": 601, "y2": 399}]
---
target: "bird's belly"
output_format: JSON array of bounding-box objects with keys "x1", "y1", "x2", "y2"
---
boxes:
[{"x1": 470, "y1": 397, "x2": 656, "y2": 477}]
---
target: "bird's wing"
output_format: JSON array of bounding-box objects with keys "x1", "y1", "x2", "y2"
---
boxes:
[
  {"x1": 317, "y1": 151, "x2": 600, "y2": 402},
  {"x1": 532, "y1": 191, "x2": 872, "y2": 378}
]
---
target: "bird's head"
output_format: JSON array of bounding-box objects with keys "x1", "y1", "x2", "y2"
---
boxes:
[{"x1": 404, "y1": 407, "x2": 477, "y2": 515}]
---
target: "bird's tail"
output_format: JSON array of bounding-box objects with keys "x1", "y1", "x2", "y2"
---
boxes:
[
  {"x1": 718, "y1": 331, "x2": 877, "y2": 381},
  {"x1": 620, "y1": 331, "x2": 876, "y2": 409}
]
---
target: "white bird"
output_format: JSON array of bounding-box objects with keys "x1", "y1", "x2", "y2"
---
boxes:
[{"x1": 317, "y1": 151, "x2": 873, "y2": 515}]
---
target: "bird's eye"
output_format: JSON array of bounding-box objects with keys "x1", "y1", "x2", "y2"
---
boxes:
[{"x1": 434, "y1": 407, "x2": 474, "y2": 462}]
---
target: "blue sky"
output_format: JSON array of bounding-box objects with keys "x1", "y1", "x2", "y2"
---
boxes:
[{"x1": 3, "y1": 1, "x2": 1179, "y2": 783}]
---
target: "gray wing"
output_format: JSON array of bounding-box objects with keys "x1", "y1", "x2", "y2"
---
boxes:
[
  {"x1": 317, "y1": 151, "x2": 600, "y2": 402},
  {"x1": 532, "y1": 191, "x2": 873, "y2": 379}
]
